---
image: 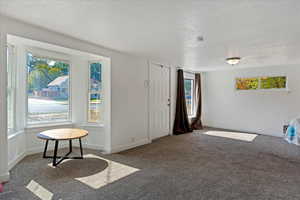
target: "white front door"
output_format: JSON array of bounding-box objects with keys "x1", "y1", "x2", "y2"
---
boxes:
[{"x1": 149, "y1": 63, "x2": 170, "y2": 140}]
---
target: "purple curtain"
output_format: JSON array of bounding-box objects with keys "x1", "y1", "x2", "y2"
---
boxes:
[
  {"x1": 191, "y1": 73, "x2": 203, "y2": 130},
  {"x1": 173, "y1": 69, "x2": 192, "y2": 135}
]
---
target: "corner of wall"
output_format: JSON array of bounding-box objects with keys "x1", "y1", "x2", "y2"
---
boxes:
[
  {"x1": 0, "y1": 172, "x2": 10, "y2": 183},
  {"x1": 110, "y1": 137, "x2": 151, "y2": 154}
]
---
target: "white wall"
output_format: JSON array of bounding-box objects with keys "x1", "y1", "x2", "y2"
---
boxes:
[
  {"x1": 0, "y1": 15, "x2": 159, "y2": 181},
  {"x1": 8, "y1": 132, "x2": 26, "y2": 169},
  {"x1": 0, "y1": 19, "x2": 9, "y2": 182},
  {"x1": 110, "y1": 56, "x2": 150, "y2": 152},
  {"x1": 202, "y1": 65, "x2": 300, "y2": 137}
]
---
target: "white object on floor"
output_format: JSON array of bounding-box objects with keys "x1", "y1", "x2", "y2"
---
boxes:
[
  {"x1": 26, "y1": 180, "x2": 53, "y2": 200},
  {"x1": 75, "y1": 154, "x2": 140, "y2": 189},
  {"x1": 284, "y1": 118, "x2": 300, "y2": 145},
  {"x1": 203, "y1": 131, "x2": 257, "y2": 142}
]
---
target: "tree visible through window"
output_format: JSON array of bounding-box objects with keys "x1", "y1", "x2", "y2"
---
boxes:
[
  {"x1": 184, "y1": 79, "x2": 194, "y2": 116},
  {"x1": 88, "y1": 62, "x2": 102, "y2": 123},
  {"x1": 27, "y1": 53, "x2": 70, "y2": 124}
]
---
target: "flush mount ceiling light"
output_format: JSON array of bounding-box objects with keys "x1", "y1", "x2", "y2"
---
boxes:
[{"x1": 226, "y1": 57, "x2": 241, "y2": 65}]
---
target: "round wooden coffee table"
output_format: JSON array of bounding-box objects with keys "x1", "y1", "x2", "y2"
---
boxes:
[{"x1": 37, "y1": 128, "x2": 88, "y2": 166}]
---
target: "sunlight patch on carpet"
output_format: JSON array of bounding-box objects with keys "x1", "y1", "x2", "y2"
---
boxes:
[
  {"x1": 26, "y1": 180, "x2": 53, "y2": 200},
  {"x1": 75, "y1": 154, "x2": 140, "y2": 189},
  {"x1": 203, "y1": 131, "x2": 257, "y2": 142}
]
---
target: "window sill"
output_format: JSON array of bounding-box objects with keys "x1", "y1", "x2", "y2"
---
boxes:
[
  {"x1": 78, "y1": 123, "x2": 104, "y2": 128},
  {"x1": 25, "y1": 121, "x2": 73, "y2": 130}
]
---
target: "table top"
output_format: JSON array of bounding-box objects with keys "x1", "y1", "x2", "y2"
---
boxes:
[{"x1": 37, "y1": 128, "x2": 88, "y2": 140}]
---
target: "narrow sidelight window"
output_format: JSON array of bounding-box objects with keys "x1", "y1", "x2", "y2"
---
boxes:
[
  {"x1": 184, "y1": 79, "x2": 194, "y2": 117},
  {"x1": 88, "y1": 62, "x2": 102, "y2": 123},
  {"x1": 7, "y1": 44, "x2": 16, "y2": 135}
]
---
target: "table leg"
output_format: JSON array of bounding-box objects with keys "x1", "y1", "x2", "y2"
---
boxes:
[
  {"x1": 42, "y1": 139, "x2": 84, "y2": 167},
  {"x1": 69, "y1": 140, "x2": 72, "y2": 152},
  {"x1": 79, "y1": 138, "x2": 83, "y2": 157},
  {"x1": 53, "y1": 140, "x2": 59, "y2": 166},
  {"x1": 43, "y1": 140, "x2": 49, "y2": 158}
]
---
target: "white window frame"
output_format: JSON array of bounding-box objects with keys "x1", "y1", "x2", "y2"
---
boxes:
[
  {"x1": 25, "y1": 49, "x2": 72, "y2": 127},
  {"x1": 87, "y1": 60, "x2": 103, "y2": 125},
  {"x1": 6, "y1": 44, "x2": 17, "y2": 135}
]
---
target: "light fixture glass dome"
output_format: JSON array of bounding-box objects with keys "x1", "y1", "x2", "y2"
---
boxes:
[{"x1": 226, "y1": 57, "x2": 241, "y2": 65}]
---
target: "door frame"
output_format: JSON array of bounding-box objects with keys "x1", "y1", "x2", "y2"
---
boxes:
[{"x1": 147, "y1": 61, "x2": 172, "y2": 142}]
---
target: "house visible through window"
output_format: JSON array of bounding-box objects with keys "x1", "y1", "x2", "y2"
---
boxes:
[
  {"x1": 184, "y1": 79, "x2": 194, "y2": 117},
  {"x1": 26, "y1": 53, "x2": 70, "y2": 124},
  {"x1": 88, "y1": 62, "x2": 102, "y2": 123}
]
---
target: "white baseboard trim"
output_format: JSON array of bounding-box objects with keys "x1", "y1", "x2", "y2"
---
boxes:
[
  {"x1": 8, "y1": 152, "x2": 27, "y2": 170},
  {"x1": 7, "y1": 143, "x2": 104, "y2": 172},
  {"x1": 0, "y1": 172, "x2": 10, "y2": 182},
  {"x1": 84, "y1": 144, "x2": 104, "y2": 151},
  {"x1": 111, "y1": 138, "x2": 151, "y2": 154}
]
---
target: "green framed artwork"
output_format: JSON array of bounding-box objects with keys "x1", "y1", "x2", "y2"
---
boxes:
[
  {"x1": 236, "y1": 76, "x2": 287, "y2": 90},
  {"x1": 260, "y1": 76, "x2": 286, "y2": 89},
  {"x1": 236, "y1": 77, "x2": 259, "y2": 90}
]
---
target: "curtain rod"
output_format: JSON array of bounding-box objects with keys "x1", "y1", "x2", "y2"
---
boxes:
[{"x1": 176, "y1": 67, "x2": 197, "y2": 74}]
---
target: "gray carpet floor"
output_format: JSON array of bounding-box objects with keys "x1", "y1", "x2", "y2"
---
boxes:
[{"x1": 2, "y1": 129, "x2": 300, "y2": 200}]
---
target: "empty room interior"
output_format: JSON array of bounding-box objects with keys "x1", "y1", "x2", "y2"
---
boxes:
[{"x1": 1, "y1": 1, "x2": 300, "y2": 200}]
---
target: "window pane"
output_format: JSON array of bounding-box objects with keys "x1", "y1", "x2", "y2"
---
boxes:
[
  {"x1": 7, "y1": 90, "x2": 14, "y2": 131},
  {"x1": 236, "y1": 78, "x2": 259, "y2": 90},
  {"x1": 260, "y1": 76, "x2": 286, "y2": 89},
  {"x1": 27, "y1": 53, "x2": 70, "y2": 124},
  {"x1": 7, "y1": 45, "x2": 15, "y2": 134},
  {"x1": 90, "y1": 63, "x2": 101, "y2": 92},
  {"x1": 88, "y1": 93, "x2": 101, "y2": 123},
  {"x1": 88, "y1": 62, "x2": 102, "y2": 123},
  {"x1": 184, "y1": 79, "x2": 193, "y2": 116}
]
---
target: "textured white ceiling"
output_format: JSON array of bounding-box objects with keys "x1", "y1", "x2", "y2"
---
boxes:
[{"x1": 1, "y1": 0, "x2": 300, "y2": 71}]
